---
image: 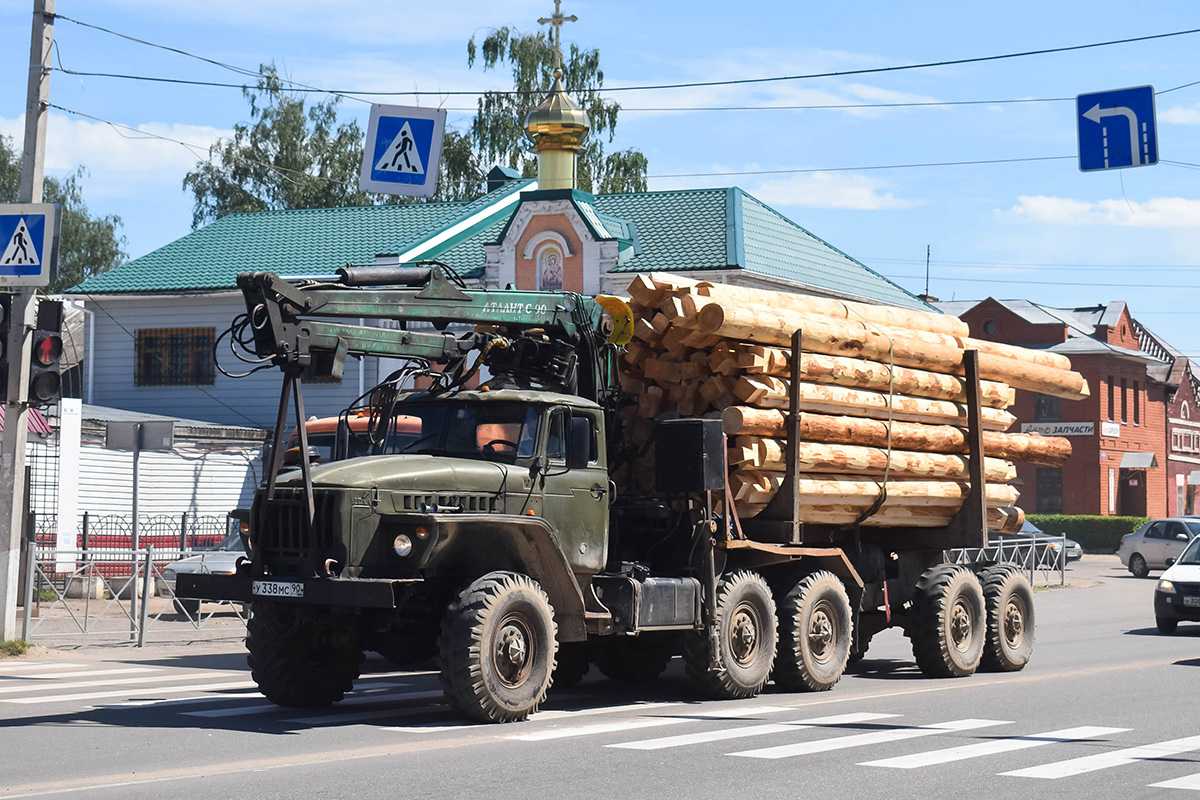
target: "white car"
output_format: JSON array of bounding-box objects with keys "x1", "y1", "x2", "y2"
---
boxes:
[
  {"x1": 160, "y1": 530, "x2": 247, "y2": 617},
  {"x1": 1154, "y1": 536, "x2": 1200, "y2": 633},
  {"x1": 1117, "y1": 518, "x2": 1200, "y2": 578}
]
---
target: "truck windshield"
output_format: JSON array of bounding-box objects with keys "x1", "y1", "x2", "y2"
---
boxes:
[{"x1": 382, "y1": 402, "x2": 540, "y2": 463}]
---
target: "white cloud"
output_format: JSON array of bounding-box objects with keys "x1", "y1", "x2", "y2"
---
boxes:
[
  {"x1": 1, "y1": 114, "x2": 231, "y2": 198},
  {"x1": 1161, "y1": 105, "x2": 1200, "y2": 125},
  {"x1": 1002, "y1": 195, "x2": 1200, "y2": 229},
  {"x1": 752, "y1": 171, "x2": 921, "y2": 210}
]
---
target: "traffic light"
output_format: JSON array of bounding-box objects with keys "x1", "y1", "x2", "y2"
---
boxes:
[
  {"x1": 27, "y1": 298, "x2": 62, "y2": 407},
  {"x1": 0, "y1": 293, "x2": 11, "y2": 399}
]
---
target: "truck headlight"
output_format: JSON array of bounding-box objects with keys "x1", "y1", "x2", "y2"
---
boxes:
[
  {"x1": 1159, "y1": 579, "x2": 1176, "y2": 594},
  {"x1": 393, "y1": 534, "x2": 413, "y2": 557}
]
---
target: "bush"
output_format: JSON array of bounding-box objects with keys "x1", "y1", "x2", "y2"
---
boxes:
[
  {"x1": 1028, "y1": 514, "x2": 1149, "y2": 554},
  {"x1": 0, "y1": 640, "x2": 28, "y2": 658}
]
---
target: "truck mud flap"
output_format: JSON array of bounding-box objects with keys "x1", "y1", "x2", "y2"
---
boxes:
[{"x1": 178, "y1": 572, "x2": 400, "y2": 609}]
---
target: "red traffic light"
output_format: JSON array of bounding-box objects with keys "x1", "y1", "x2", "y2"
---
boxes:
[{"x1": 33, "y1": 333, "x2": 61, "y2": 367}]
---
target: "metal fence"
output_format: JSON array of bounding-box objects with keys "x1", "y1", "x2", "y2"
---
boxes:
[
  {"x1": 945, "y1": 535, "x2": 1070, "y2": 586},
  {"x1": 20, "y1": 514, "x2": 248, "y2": 645}
]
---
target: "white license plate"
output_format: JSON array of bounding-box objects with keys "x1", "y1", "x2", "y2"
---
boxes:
[
  {"x1": 1184, "y1": 596, "x2": 1200, "y2": 607},
  {"x1": 252, "y1": 580, "x2": 304, "y2": 598}
]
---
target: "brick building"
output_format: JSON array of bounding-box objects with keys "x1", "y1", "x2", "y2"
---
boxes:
[
  {"x1": 936, "y1": 299, "x2": 1167, "y2": 517},
  {"x1": 1136, "y1": 321, "x2": 1200, "y2": 515}
]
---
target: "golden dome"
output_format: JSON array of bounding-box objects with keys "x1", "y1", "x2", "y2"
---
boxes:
[{"x1": 525, "y1": 69, "x2": 591, "y2": 152}]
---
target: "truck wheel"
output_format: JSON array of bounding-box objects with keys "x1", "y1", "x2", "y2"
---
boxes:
[
  {"x1": 246, "y1": 601, "x2": 362, "y2": 708},
  {"x1": 774, "y1": 571, "x2": 852, "y2": 692},
  {"x1": 594, "y1": 634, "x2": 677, "y2": 682},
  {"x1": 551, "y1": 642, "x2": 591, "y2": 690},
  {"x1": 438, "y1": 571, "x2": 558, "y2": 723},
  {"x1": 909, "y1": 564, "x2": 985, "y2": 678},
  {"x1": 684, "y1": 570, "x2": 777, "y2": 699},
  {"x1": 979, "y1": 565, "x2": 1035, "y2": 672}
]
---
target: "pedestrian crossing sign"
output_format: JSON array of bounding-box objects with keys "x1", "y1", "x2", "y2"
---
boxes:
[
  {"x1": 0, "y1": 203, "x2": 56, "y2": 287},
  {"x1": 359, "y1": 105, "x2": 447, "y2": 197}
]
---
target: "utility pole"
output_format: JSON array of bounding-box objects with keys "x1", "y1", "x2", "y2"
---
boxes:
[
  {"x1": 924, "y1": 244, "x2": 931, "y2": 298},
  {"x1": 0, "y1": 0, "x2": 54, "y2": 640}
]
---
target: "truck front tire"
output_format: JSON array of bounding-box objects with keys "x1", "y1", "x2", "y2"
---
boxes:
[
  {"x1": 685, "y1": 570, "x2": 777, "y2": 699},
  {"x1": 438, "y1": 571, "x2": 558, "y2": 723},
  {"x1": 246, "y1": 601, "x2": 363, "y2": 708},
  {"x1": 774, "y1": 571, "x2": 852, "y2": 692},
  {"x1": 909, "y1": 564, "x2": 985, "y2": 678}
]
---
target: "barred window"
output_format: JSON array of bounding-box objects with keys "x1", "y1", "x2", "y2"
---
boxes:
[{"x1": 135, "y1": 327, "x2": 215, "y2": 386}]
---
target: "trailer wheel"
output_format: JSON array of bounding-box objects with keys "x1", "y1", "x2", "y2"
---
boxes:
[
  {"x1": 438, "y1": 571, "x2": 558, "y2": 723},
  {"x1": 246, "y1": 601, "x2": 362, "y2": 708},
  {"x1": 594, "y1": 634, "x2": 677, "y2": 683},
  {"x1": 774, "y1": 571, "x2": 852, "y2": 692},
  {"x1": 909, "y1": 564, "x2": 985, "y2": 678},
  {"x1": 684, "y1": 570, "x2": 777, "y2": 699},
  {"x1": 979, "y1": 565, "x2": 1035, "y2": 672}
]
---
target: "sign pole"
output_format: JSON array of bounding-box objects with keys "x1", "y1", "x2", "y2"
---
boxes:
[{"x1": 0, "y1": 0, "x2": 53, "y2": 641}]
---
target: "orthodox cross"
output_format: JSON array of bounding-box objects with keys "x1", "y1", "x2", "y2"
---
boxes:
[{"x1": 538, "y1": 0, "x2": 577, "y2": 69}]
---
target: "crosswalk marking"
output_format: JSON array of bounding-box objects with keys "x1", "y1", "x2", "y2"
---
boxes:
[
  {"x1": 731, "y1": 718, "x2": 1011, "y2": 760},
  {"x1": 0, "y1": 671, "x2": 233, "y2": 696},
  {"x1": 1151, "y1": 772, "x2": 1200, "y2": 790},
  {"x1": 507, "y1": 704, "x2": 799, "y2": 742},
  {"x1": 0, "y1": 662, "x2": 84, "y2": 674},
  {"x1": 608, "y1": 712, "x2": 898, "y2": 751},
  {"x1": 0, "y1": 667, "x2": 158, "y2": 683},
  {"x1": 97, "y1": 692, "x2": 262, "y2": 710},
  {"x1": 183, "y1": 688, "x2": 441, "y2": 718},
  {"x1": 3, "y1": 680, "x2": 256, "y2": 705},
  {"x1": 861, "y1": 726, "x2": 1129, "y2": 769},
  {"x1": 1002, "y1": 734, "x2": 1200, "y2": 779}
]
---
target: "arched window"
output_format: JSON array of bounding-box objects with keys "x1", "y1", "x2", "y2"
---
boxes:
[{"x1": 1183, "y1": 401, "x2": 1191, "y2": 421}]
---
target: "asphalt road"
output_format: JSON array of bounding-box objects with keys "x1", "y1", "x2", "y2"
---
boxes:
[{"x1": 1, "y1": 555, "x2": 1197, "y2": 800}]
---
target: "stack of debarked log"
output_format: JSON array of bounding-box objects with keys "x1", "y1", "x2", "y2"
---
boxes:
[{"x1": 617, "y1": 272, "x2": 1090, "y2": 532}]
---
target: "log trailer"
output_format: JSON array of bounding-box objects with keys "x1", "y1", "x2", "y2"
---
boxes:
[{"x1": 180, "y1": 265, "x2": 1036, "y2": 723}]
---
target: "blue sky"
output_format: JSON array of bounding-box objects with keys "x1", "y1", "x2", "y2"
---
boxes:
[{"x1": 1, "y1": 0, "x2": 1198, "y2": 359}]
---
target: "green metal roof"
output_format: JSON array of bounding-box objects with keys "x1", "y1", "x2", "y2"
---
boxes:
[
  {"x1": 72, "y1": 179, "x2": 929, "y2": 311},
  {"x1": 72, "y1": 179, "x2": 532, "y2": 294}
]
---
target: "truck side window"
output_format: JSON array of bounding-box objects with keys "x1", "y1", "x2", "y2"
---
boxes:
[
  {"x1": 546, "y1": 409, "x2": 566, "y2": 461},
  {"x1": 517, "y1": 407, "x2": 539, "y2": 458}
]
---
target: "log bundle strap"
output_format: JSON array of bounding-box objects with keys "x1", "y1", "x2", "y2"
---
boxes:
[{"x1": 619, "y1": 273, "x2": 1086, "y2": 533}]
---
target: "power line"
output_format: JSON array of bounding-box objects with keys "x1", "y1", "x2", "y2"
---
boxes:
[
  {"x1": 882, "y1": 272, "x2": 1200, "y2": 289},
  {"x1": 645, "y1": 155, "x2": 1073, "y2": 179},
  {"x1": 866, "y1": 257, "x2": 1200, "y2": 272}
]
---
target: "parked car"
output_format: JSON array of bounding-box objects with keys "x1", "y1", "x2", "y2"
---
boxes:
[
  {"x1": 160, "y1": 529, "x2": 247, "y2": 617},
  {"x1": 1154, "y1": 536, "x2": 1200, "y2": 633},
  {"x1": 988, "y1": 520, "x2": 1083, "y2": 564},
  {"x1": 1118, "y1": 518, "x2": 1200, "y2": 578}
]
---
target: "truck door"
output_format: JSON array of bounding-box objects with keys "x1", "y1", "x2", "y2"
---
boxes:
[{"x1": 540, "y1": 407, "x2": 608, "y2": 574}]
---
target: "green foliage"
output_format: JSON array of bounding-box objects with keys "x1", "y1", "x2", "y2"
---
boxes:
[
  {"x1": 0, "y1": 135, "x2": 126, "y2": 292},
  {"x1": 445, "y1": 26, "x2": 647, "y2": 199},
  {"x1": 0, "y1": 639, "x2": 29, "y2": 658},
  {"x1": 1028, "y1": 514, "x2": 1149, "y2": 553},
  {"x1": 184, "y1": 65, "x2": 395, "y2": 228}
]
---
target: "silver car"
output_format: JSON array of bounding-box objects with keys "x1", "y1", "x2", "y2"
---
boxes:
[
  {"x1": 1118, "y1": 518, "x2": 1200, "y2": 578},
  {"x1": 160, "y1": 530, "x2": 247, "y2": 617}
]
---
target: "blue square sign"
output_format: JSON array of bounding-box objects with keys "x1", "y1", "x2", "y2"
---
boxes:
[
  {"x1": 359, "y1": 105, "x2": 447, "y2": 197},
  {"x1": 1077, "y1": 85, "x2": 1158, "y2": 172},
  {"x1": 0, "y1": 203, "x2": 56, "y2": 287}
]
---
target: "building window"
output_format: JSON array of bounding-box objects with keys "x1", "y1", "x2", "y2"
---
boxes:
[
  {"x1": 1134, "y1": 380, "x2": 1140, "y2": 426},
  {"x1": 1034, "y1": 393, "x2": 1061, "y2": 422},
  {"x1": 1121, "y1": 378, "x2": 1128, "y2": 423},
  {"x1": 982, "y1": 320, "x2": 997, "y2": 334},
  {"x1": 1036, "y1": 468, "x2": 1063, "y2": 514},
  {"x1": 1184, "y1": 401, "x2": 1192, "y2": 420},
  {"x1": 1107, "y1": 377, "x2": 1114, "y2": 421},
  {"x1": 135, "y1": 327, "x2": 215, "y2": 386}
]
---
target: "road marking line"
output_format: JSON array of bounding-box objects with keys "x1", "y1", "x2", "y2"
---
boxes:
[
  {"x1": 1150, "y1": 772, "x2": 1200, "y2": 790},
  {"x1": 0, "y1": 672, "x2": 241, "y2": 696},
  {"x1": 507, "y1": 705, "x2": 801, "y2": 742},
  {"x1": 0, "y1": 667, "x2": 158, "y2": 682},
  {"x1": 731, "y1": 718, "x2": 1010, "y2": 760},
  {"x1": 0, "y1": 662, "x2": 84, "y2": 674},
  {"x1": 608, "y1": 712, "x2": 898, "y2": 751},
  {"x1": 381, "y1": 701, "x2": 687, "y2": 734},
  {"x1": 1002, "y1": 735, "x2": 1200, "y2": 779},
  {"x1": 289, "y1": 704, "x2": 453, "y2": 727},
  {"x1": 861, "y1": 726, "x2": 1129, "y2": 769},
  {"x1": 3, "y1": 680, "x2": 256, "y2": 704},
  {"x1": 95, "y1": 692, "x2": 262, "y2": 709},
  {"x1": 183, "y1": 689, "x2": 444, "y2": 718}
]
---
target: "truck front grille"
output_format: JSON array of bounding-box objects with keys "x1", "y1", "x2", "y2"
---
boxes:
[
  {"x1": 395, "y1": 493, "x2": 497, "y2": 513},
  {"x1": 253, "y1": 490, "x2": 339, "y2": 574}
]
